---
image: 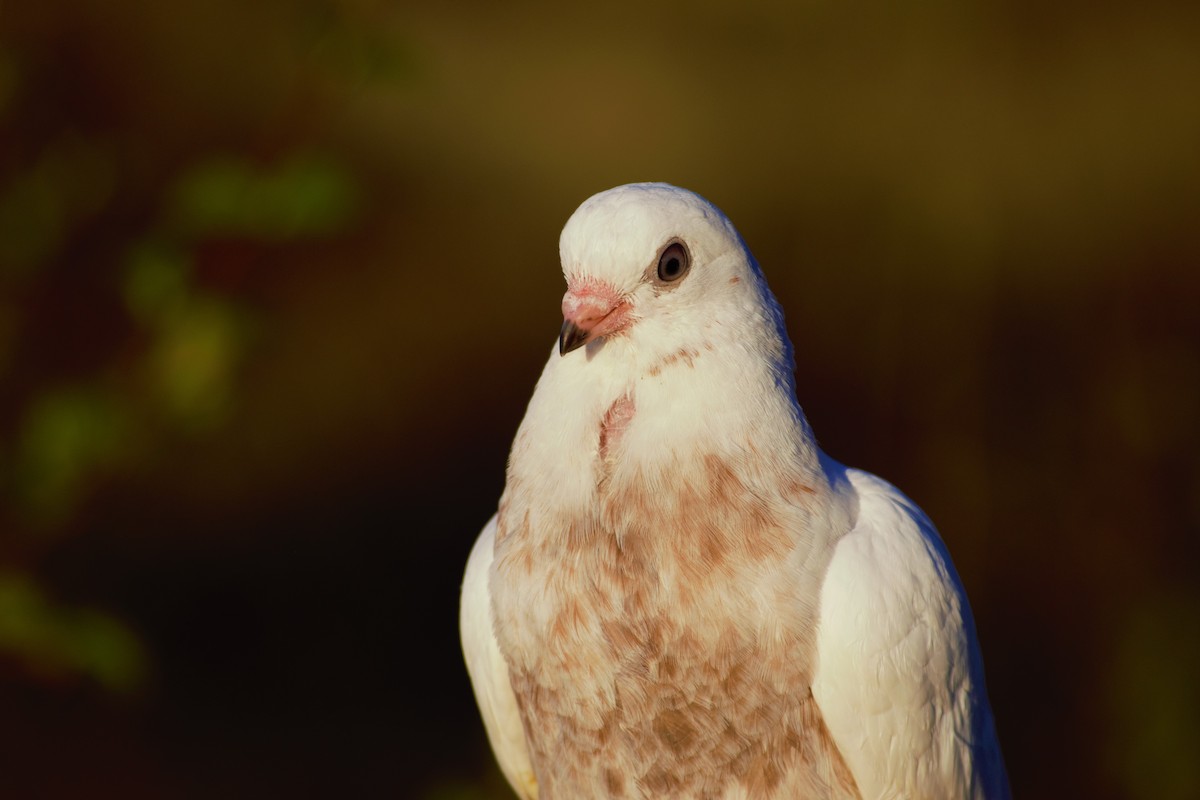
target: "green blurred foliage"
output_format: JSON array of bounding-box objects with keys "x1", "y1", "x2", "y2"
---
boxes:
[
  {"x1": 123, "y1": 243, "x2": 192, "y2": 326},
  {"x1": 0, "y1": 572, "x2": 145, "y2": 692},
  {"x1": 146, "y1": 295, "x2": 246, "y2": 430},
  {"x1": 0, "y1": 0, "x2": 364, "y2": 717},
  {"x1": 169, "y1": 154, "x2": 359, "y2": 241},
  {"x1": 0, "y1": 137, "x2": 115, "y2": 279},
  {"x1": 13, "y1": 388, "x2": 131, "y2": 525},
  {"x1": 124, "y1": 244, "x2": 250, "y2": 431}
]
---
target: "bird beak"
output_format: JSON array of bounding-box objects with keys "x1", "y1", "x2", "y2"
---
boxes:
[
  {"x1": 559, "y1": 280, "x2": 632, "y2": 357},
  {"x1": 559, "y1": 320, "x2": 590, "y2": 355}
]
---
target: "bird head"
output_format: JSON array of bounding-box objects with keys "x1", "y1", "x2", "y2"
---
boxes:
[{"x1": 556, "y1": 183, "x2": 779, "y2": 364}]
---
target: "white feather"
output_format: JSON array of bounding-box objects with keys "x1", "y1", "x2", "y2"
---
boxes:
[
  {"x1": 812, "y1": 457, "x2": 1010, "y2": 799},
  {"x1": 460, "y1": 516, "x2": 538, "y2": 799}
]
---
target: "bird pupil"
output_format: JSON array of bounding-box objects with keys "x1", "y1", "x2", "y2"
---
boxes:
[{"x1": 657, "y1": 242, "x2": 688, "y2": 282}]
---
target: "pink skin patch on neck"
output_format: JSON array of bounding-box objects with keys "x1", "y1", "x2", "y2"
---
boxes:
[{"x1": 599, "y1": 394, "x2": 636, "y2": 462}]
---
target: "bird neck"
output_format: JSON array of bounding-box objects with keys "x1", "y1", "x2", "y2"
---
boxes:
[{"x1": 502, "y1": 313, "x2": 827, "y2": 550}]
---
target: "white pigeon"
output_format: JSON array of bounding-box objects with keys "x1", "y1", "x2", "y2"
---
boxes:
[{"x1": 460, "y1": 183, "x2": 1010, "y2": 800}]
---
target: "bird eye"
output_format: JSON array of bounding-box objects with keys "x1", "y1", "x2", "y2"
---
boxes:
[{"x1": 656, "y1": 241, "x2": 690, "y2": 283}]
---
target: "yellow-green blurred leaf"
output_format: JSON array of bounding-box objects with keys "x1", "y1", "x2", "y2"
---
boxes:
[
  {"x1": 169, "y1": 153, "x2": 359, "y2": 240},
  {"x1": 0, "y1": 573, "x2": 147, "y2": 693},
  {"x1": 0, "y1": 161, "x2": 65, "y2": 278},
  {"x1": 148, "y1": 297, "x2": 246, "y2": 430},
  {"x1": 15, "y1": 389, "x2": 130, "y2": 522},
  {"x1": 123, "y1": 242, "x2": 192, "y2": 326},
  {"x1": 0, "y1": 137, "x2": 116, "y2": 278}
]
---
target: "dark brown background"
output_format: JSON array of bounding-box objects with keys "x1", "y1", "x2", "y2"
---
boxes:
[{"x1": 1, "y1": 1, "x2": 1198, "y2": 798}]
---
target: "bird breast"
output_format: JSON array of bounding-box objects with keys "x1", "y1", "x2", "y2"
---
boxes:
[{"x1": 490, "y1": 439, "x2": 860, "y2": 798}]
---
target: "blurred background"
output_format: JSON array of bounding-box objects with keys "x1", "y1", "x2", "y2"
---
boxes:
[{"x1": 1, "y1": 0, "x2": 1198, "y2": 797}]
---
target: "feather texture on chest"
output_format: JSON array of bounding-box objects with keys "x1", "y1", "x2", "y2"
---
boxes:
[{"x1": 490, "y1": 417, "x2": 858, "y2": 798}]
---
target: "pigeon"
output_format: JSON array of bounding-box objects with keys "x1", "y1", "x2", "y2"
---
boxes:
[{"x1": 460, "y1": 183, "x2": 1009, "y2": 799}]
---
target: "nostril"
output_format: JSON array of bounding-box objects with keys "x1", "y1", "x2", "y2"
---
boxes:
[
  {"x1": 562, "y1": 279, "x2": 622, "y2": 325},
  {"x1": 574, "y1": 308, "x2": 607, "y2": 326}
]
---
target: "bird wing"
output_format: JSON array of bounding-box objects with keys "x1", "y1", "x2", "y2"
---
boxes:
[
  {"x1": 811, "y1": 460, "x2": 1010, "y2": 800},
  {"x1": 460, "y1": 515, "x2": 539, "y2": 800}
]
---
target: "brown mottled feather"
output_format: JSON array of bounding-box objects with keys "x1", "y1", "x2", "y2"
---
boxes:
[{"x1": 493, "y1": 449, "x2": 860, "y2": 799}]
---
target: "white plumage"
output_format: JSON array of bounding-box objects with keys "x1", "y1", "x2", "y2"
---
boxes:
[{"x1": 461, "y1": 183, "x2": 1009, "y2": 799}]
